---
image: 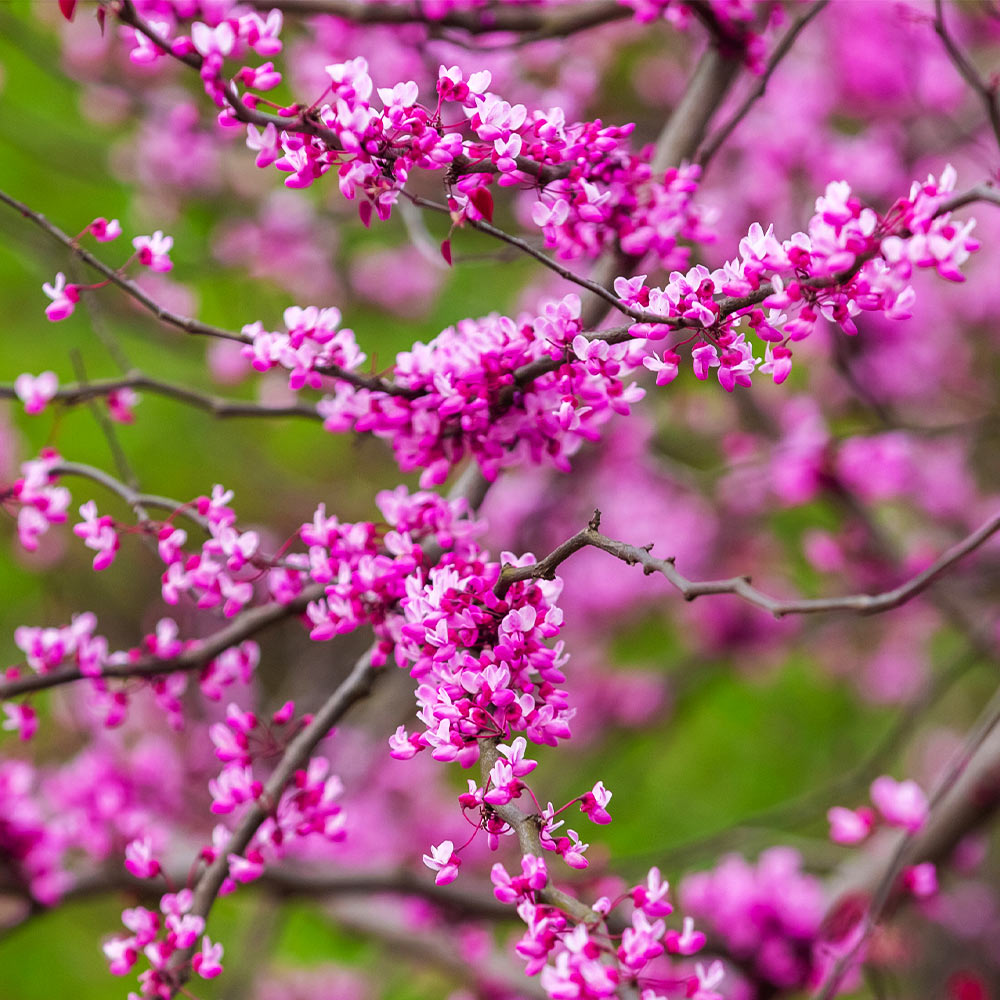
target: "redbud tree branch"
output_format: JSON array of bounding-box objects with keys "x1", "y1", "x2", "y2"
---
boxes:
[
  {"x1": 0, "y1": 578, "x2": 327, "y2": 700},
  {"x1": 245, "y1": 0, "x2": 631, "y2": 43},
  {"x1": 697, "y1": 0, "x2": 830, "y2": 167},
  {"x1": 817, "y1": 677, "x2": 1000, "y2": 1000},
  {"x1": 933, "y1": 0, "x2": 1000, "y2": 152},
  {"x1": 0, "y1": 373, "x2": 323, "y2": 422},
  {"x1": 495, "y1": 508, "x2": 1000, "y2": 617},
  {"x1": 163, "y1": 645, "x2": 382, "y2": 994},
  {"x1": 0, "y1": 187, "x2": 237, "y2": 342}
]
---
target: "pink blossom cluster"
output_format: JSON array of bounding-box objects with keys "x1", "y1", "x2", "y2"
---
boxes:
[
  {"x1": 131, "y1": 4, "x2": 714, "y2": 266},
  {"x1": 158, "y1": 485, "x2": 263, "y2": 618},
  {"x1": 0, "y1": 760, "x2": 68, "y2": 903},
  {"x1": 103, "y1": 886, "x2": 224, "y2": 992},
  {"x1": 680, "y1": 848, "x2": 826, "y2": 992},
  {"x1": 628, "y1": 167, "x2": 979, "y2": 393},
  {"x1": 39, "y1": 218, "x2": 171, "y2": 324},
  {"x1": 828, "y1": 774, "x2": 930, "y2": 845},
  {"x1": 241, "y1": 306, "x2": 365, "y2": 390},
  {"x1": 7, "y1": 450, "x2": 71, "y2": 552},
  {"x1": 0, "y1": 727, "x2": 190, "y2": 908},
  {"x1": 3, "y1": 606, "x2": 260, "y2": 735},
  {"x1": 530, "y1": 161, "x2": 709, "y2": 266},
  {"x1": 317, "y1": 294, "x2": 643, "y2": 486},
  {"x1": 111, "y1": 710, "x2": 346, "y2": 997},
  {"x1": 487, "y1": 856, "x2": 723, "y2": 1000},
  {"x1": 391, "y1": 554, "x2": 570, "y2": 765}
]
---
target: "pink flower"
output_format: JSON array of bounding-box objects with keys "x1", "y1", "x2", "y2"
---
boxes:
[
  {"x1": 870, "y1": 775, "x2": 929, "y2": 833},
  {"x1": 14, "y1": 372, "x2": 58, "y2": 414},
  {"x1": 89, "y1": 217, "x2": 122, "y2": 242},
  {"x1": 827, "y1": 805, "x2": 874, "y2": 845},
  {"x1": 73, "y1": 500, "x2": 120, "y2": 571},
  {"x1": 42, "y1": 274, "x2": 79, "y2": 322},
  {"x1": 903, "y1": 862, "x2": 937, "y2": 898},
  {"x1": 107, "y1": 388, "x2": 139, "y2": 424},
  {"x1": 664, "y1": 915, "x2": 706, "y2": 955},
  {"x1": 2, "y1": 702, "x2": 38, "y2": 741},
  {"x1": 133, "y1": 231, "x2": 174, "y2": 272},
  {"x1": 580, "y1": 780, "x2": 613, "y2": 824},
  {"x1": 422, "y1": 839, "x2": 461, "y2": 885},
  {"x1": 124, "y1": 836, "x2": 161, "y2": 880},
  {"x1": 192, "y1": 935, "x2": 224, "y2": 978}
]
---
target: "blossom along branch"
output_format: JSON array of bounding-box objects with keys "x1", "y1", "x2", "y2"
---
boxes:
[
  {"x1": 0, "y1": 188, "x2": 236, "y2": 342},
  {"x1": 162, "y1": 644, "x2": 381, "y2": 994},
  {"x1": 817, "y1": 678, "x2": 1000, "y2": 1000},
  {"x1": 0, "y1": 372, "x2": 322, "y2": 422},
  {"x1": 495, "y1": 508, "x2": 1000, "y2": 617},
  {"x1": 0, "y1": 581, "x2": 326, "y2": 700}
]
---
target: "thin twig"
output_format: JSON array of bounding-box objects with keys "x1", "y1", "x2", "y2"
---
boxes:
[
  {"x1": 0, "y1": 373, "x2": 323, "y2": 421},
  {"x1": 496, "y1": 511, "x2": 1000, "y2": 617},
  {"x1": 933, "y1": 0, "x2": 1000, "y2": 151},
  {"x1": 697, "y1": 0, "x2": 830, "y2": 167},
  {"x1": 816, "y1": 678, "x2": 1000, "y2": 1000}
]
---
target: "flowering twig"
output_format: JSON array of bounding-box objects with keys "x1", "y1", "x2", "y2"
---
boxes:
[
  {"x1": 0, "y1": 374, "x2": 323, "y2": 422},
  {"x1": 0, "y1": 187, "x2": 238, "y2": 342},
  {"x1": 162, "y1": 644, "x2": 381, "y2": 994},
  {"x1": 0, "y1": 580, "x2": 327, "y2": 700}
]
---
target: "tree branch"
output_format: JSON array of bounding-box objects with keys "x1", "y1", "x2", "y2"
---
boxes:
[
  {"x1": 697, "y1": 0, "x2": 830, "y2": 167},
  {"x1": 933, "y1": 0, "x2": 1000, "y2": 152},
  {"x1": 164, "y1": 645, "x2": 382, "y2": 994},
  {"x1": 496, "y1": 509, "x2": 1000, "y2": 618},
  {"x1": 0, "y1": 580, "x2": 327, "y2": 700},
  {"x1": 0, "y1": 373, "x2": 322, "y2": 422}
]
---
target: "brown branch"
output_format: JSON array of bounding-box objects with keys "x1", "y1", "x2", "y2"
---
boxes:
[
  {"x1": 0, "y1": 373, "x2": 322, "y2": 421},
  {"x1": 245, "y1": 0, "x2": 629, "y2": 42},
  {"x1": 0, "y1": 580, "x2": 327, "y2": 700},
  {"x1": 817, "y1": 679, "x2": 1000, "y2": 1000},
  {"x1": 495, "y1": 509, "x2": 1000, "y2": 618},
  {"x1": 0, "y1": 187, "x2": 239, "y2": 342},
  {"x1": 697, "y1": 0, "x2": 830, "y2": 167},
  {"x1": 0, "y1": 186, "x2": 418, "y2": 399},
  {"x1": 933, "y1": 0, "x2": 1000, "y2": 152},
  {"x1": 115, "y1": 2, "x2": 575, "y2": 187},
  {"x1": 164, "y1": 645, "x2": 382, "y2": 994}
]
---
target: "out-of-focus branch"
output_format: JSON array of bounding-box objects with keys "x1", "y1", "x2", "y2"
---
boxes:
[
  {"x1": 0, "y1": 863, "x2": 512, "y2": 942},
  {"x1": 495, "y1": 509, "x2": 1000, "y2": 618},
  {"x1": 0, "y1": 579, "x2": 327, "y2": 700},
  {"x1": 818, "y1": 680, "x2": 1000, "y2": 1000},
  {"x1": 933, "y1": 0, "x2": 1000, "y2": 151},
  {"x1": 0, "y1": 373, "x2": 322, "y2": 421},
  {"x1": 697, "y1": 0, "x2": 830, "y2": 167},
  {"x1": 246, "y1": 0, "x2": 629, "y2": 43},
  {"x1": 163, "y1": 645, "x2": 381, "y2": 994}
]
